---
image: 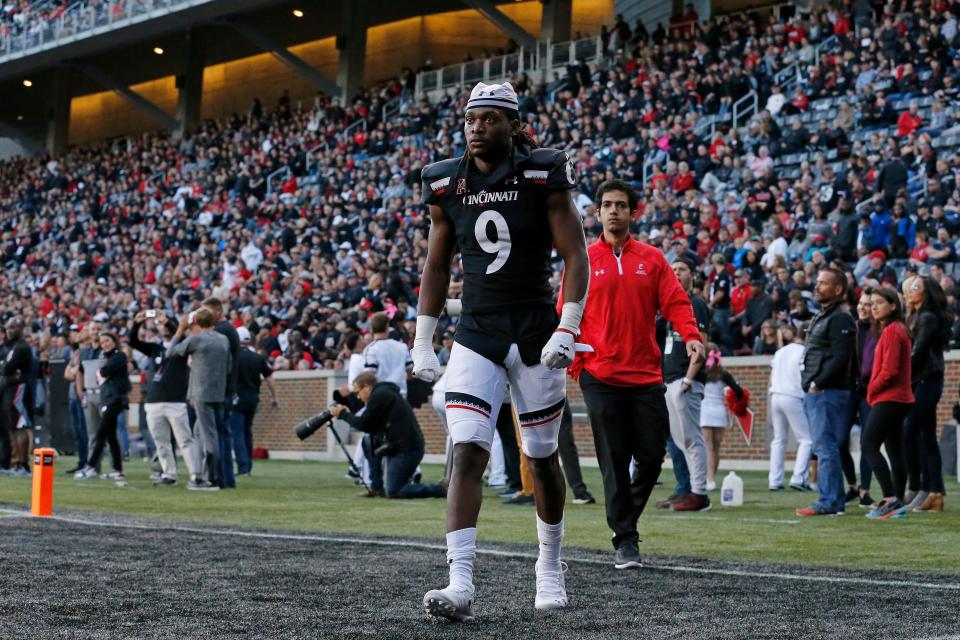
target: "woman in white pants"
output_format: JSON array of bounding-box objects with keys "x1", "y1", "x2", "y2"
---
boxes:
[{"x1": 768, "y1": 325, "x2": 813, "y2": 491}]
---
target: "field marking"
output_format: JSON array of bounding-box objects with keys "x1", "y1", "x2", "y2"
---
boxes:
[{"x1": 2, "y1": 508, "x2": 957, "y2": 592}]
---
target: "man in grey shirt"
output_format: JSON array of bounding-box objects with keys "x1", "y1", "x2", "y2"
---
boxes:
[{"x1": 168, "y1": 308, "x2": 231, "y2": 491}]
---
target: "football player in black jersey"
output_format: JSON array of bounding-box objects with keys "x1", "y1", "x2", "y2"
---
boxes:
[{"x1": 412, "y1": 82, "x2": 589, "y2": 621}]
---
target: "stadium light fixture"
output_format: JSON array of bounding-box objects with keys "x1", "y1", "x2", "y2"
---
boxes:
[
  {"x1": 16, "y1": 115, "x2": 23, "y2": 121},
  {"x1": 292, "y1": 9, "x2": 304, "y2": 17},
  {"x1": 22, "y1": 79, "x2": 32, "y2": 87},
  {"x1": 153, "y1": 47, "x2": 164, "y2": 55}
]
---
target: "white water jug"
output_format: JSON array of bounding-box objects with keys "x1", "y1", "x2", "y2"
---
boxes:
[{"x1": 721, "y1": 471, "x2": 743, "y2": 507}]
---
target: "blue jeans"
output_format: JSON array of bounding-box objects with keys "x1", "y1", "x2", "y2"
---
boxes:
[
  {"x1": 370, "y1": 446, "x2": 444, "y2": 498},
  {"x1": 229, "y1": 408, "x2": 256, "y2": 475},
  {"x1": 117, "y1": 410, "x2": 129, "y2": 456},
  {"x1": 69, "y1": 396, "x2": 88, "y2": 466},
  {"x1": 217, "y1": 405, "x2": 235, "y2": 488},
  {"x1": 666, "y1": 434, "x2": 691, "y2": 496},
  {"x1": 804, "y1": 390, "x2": 851, "y2": 513},
  {"x1": 711, "y1": 307, "x2": 733, "y2": 351}
]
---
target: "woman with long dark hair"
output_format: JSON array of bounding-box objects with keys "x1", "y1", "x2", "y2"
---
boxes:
[
  {"x1": 841, "y1": 288, "x2": 876, "y2": 508},
  {"x1": 863, "y1": 287, "x2": 914, "y2": 520},
  {"x1": 74, "y1": 332, "x2": 130, "y2": 481},
  {"x1": 903, "y1": 276, "x2": 952, "y2": 512}
]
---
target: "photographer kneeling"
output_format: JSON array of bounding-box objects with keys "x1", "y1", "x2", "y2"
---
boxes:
[{"x1": 330, "y1": 372, "x2": 445, "y2": 499}]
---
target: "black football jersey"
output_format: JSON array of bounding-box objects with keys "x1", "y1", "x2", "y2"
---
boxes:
[{"x1": 421, "y1": 145, "x2": 575, "y2": 315}]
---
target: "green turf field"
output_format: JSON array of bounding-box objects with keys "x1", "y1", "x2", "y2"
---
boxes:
[{"x1": 2, "y1": 458, "x2": 957, "y2": 574}]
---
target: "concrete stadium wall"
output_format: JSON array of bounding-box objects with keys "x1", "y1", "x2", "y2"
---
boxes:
[
  {"x1": 126, "y1": 352, "x2": 960, "y2": 464},
  {"x1": 67, "y1": 0, "x2": 613, "y2": 144}
]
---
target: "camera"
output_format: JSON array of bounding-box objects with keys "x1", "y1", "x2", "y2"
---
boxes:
[
  {"x1": 294, "y1": 409, "x2": 335, "y2": 441},
  {"x1": 146, "y1": 310, "x2": 157, "y2": 319}
]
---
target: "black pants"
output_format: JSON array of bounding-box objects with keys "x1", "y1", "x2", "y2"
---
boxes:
[
  {"x1": 841, "y1": 389, "x2": 873, "y2": 489},
  {"x1": 580, "y1": 371, "x2": 668, "y2": 550},
  {"x1": 862, "y1": 401, "x2": 911, "y2": 500},
  {"x1": 903, "y1": 377, "x2": 945, "y2": 494},
  {"x1": 558, "y1": 403, "x2": 588, "y2": 498},
  {"x1": 0, "y1": 388, "x2": 11, "y2": 470},
  {"x1": 494, "y1": 403, "x2": 522, "y2": 492},
  {"x1": 88, "y1": 402, "x2": 124, "y2": 473}
]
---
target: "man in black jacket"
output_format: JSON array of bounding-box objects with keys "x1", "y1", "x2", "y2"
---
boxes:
[
  {"x1": 130, "y1": 311, "x2": 203, "y2": 487},
  {"x1": 0, "y1": 319, "x2": 34, "y2": 476},
  {"x1": 797, "y1": 268, "x2": 856, "y2": 517},
  {"x1": 230, "y1": 327, "x2": 278, "y2": 476},
  {"x1": 331, "y1": 372, "x2": 445, "y2": 499}
]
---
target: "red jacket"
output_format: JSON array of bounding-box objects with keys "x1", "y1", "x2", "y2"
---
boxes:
[
  {"x1": 867, "y1": 322, "x2": 914, "y2": 405},
  {"x1": 563, "y1": 235, "x2": 700, "y2": 387}
]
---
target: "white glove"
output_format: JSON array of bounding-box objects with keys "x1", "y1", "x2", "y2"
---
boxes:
[
  {"x1": 540, "y1": 331, "x2": 575, "y2": 369},
  {"x1": 411, "y1": 344, "x2": 442, "y2": 382}
]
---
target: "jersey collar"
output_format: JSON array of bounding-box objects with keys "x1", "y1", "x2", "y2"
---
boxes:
[{"x1": 456, "y1": 143, "x2": 529, "y2": 193}]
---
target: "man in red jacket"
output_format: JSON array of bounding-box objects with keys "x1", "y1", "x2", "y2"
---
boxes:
[{"x1": 567, "y1": 180, "x2": 704, "y2": 569}]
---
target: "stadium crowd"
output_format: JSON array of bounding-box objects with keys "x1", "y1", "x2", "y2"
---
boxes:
[{"x1": 0, "y1": 2, "x2": 955, "y2": 510}]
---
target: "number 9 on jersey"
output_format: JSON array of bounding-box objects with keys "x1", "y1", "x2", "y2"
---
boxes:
[{"x1": 474, "y1": 209, "x2": 512, "y2": 274}]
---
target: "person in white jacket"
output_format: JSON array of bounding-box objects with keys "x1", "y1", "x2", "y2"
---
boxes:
[{"x1": 768, "y1": 324, "x2": 813, "y2": 491}]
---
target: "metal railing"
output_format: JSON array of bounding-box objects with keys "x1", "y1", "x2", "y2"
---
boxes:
[
  {"x1": 732, "y1": 91, "x2": 758, "y2": 130},
  {"x1": 266, "y1": 166, "x2": 290, "y2": 196},
  {"x1": 415, "y1": 35, "x2": 603, "y2": 98},
  {"x1": 382, "y1": 96, "x2": 401, "y2": 123},
  {"x1": 0, "y1": 0, "x2": 215, "y2": 63},
  {"x1": 305, "y1": 140, "x2": 329, "y2": 177},
  {"x1": 814, "y1": 34, "x2": 838, "y2": 67}
]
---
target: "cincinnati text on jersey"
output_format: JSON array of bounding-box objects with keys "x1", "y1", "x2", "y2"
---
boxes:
[{"x1": 462, "y1": 190, "x2": 519, "y2": 206}]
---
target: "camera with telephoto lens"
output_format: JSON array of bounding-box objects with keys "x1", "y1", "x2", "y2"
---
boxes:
[{"x1": 294, "y1": 408, "x2": 335, "y2": 441}]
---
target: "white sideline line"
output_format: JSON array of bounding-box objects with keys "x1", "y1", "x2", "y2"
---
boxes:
[{"x1": 2, "y1": 509, "x2": 958, "y2": 592}]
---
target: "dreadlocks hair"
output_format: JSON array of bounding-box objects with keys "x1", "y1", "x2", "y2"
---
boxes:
[{"x1": 514, "y1": 119, "x2": 540, "y2": 149}]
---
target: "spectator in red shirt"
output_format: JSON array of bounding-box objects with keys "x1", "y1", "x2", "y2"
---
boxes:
[
  {"x1": 897, "y1": 103, "x2": 923, "y2": 137},
  {"x1": 567, "y1": 179, "x2": 704, "y2": 568},
  {"x1": 862, "y1": 286, "x2": 914, "y2": 520},
  {"x1": 672, "y1": 161, "x2": 695, "y2": 193},
  {"x1": 729, "y1": 269, "x2": 751, "y2": 316}
]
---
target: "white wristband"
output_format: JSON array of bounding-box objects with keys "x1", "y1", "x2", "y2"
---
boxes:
[
  {"x1": 558, "y1": 301, "x2": 584, "y2": 335},
  {"x1": 414, "y1": 315, "x2": 439, "y2": 349}
]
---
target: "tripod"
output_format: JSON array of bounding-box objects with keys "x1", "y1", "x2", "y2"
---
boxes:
[{"x1": 328, "y1": 421, "x2": 369, "y2": 491}]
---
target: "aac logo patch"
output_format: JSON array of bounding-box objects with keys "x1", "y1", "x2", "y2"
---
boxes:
[
  {"x1": 523, "y1": 170, "x2": 549, "y2": 184},
  {"x1": 430, "y1": 177, "x2": 450, "y2": 195}
]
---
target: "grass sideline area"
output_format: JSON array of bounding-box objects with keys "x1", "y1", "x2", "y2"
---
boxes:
[{"x1": 1, "y1": 458, "x2": 958, "y2": 575}]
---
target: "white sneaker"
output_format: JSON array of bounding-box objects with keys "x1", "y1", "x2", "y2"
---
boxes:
[
  {"x1": 706, "y1": 481, "x2": 717, "y2": 492},
  {"x1": 101, "y1": 471, "x2": 125, "y2": 481},
  {"x1": 423, "y1": 585, "x2": 475, "y2": 622},
  {"x1": 534, "y1": 561, "x2": 568, "y2": 610},
  {"x1": 74, "y1": 466, "x2": 98, "y2": 480}
]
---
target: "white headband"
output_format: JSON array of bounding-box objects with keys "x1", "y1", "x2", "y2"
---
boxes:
[{"x1": 465, "y1": 81, "x2": 519, "y2": 113}]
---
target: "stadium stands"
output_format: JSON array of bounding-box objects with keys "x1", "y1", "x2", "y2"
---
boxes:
[{"x1": 7, "y1": 0, "x2": 960, "y2": 368}]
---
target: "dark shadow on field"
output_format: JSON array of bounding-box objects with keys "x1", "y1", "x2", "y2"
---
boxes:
[{"x1": 0, "y1": 509, "x2": 958, "y2": 639}]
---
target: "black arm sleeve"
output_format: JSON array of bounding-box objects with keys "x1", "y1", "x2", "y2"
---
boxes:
[
  {"x1": 721, "y1": 370, "x2": 744, "y2": 397},
  {"x1": 128, "y1": 321, "x2": 160, "y2": 358},
  {"x1": 910, "y1": 312, "x2": 936, "y2": 374},
  {"x1": 815, "y1": 313, "x2": 856, "y2": 387},
  {"x1": 341, "y1": 386, "x2": 393, "y2": 434}
]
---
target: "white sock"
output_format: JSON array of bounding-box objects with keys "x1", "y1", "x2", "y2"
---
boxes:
[
  {"x1": 536, "y1": 516, "x2": 564, "y2": 568},
  {"x1": 446, "y1": 528, "x2": 477, "y2": 592}
]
